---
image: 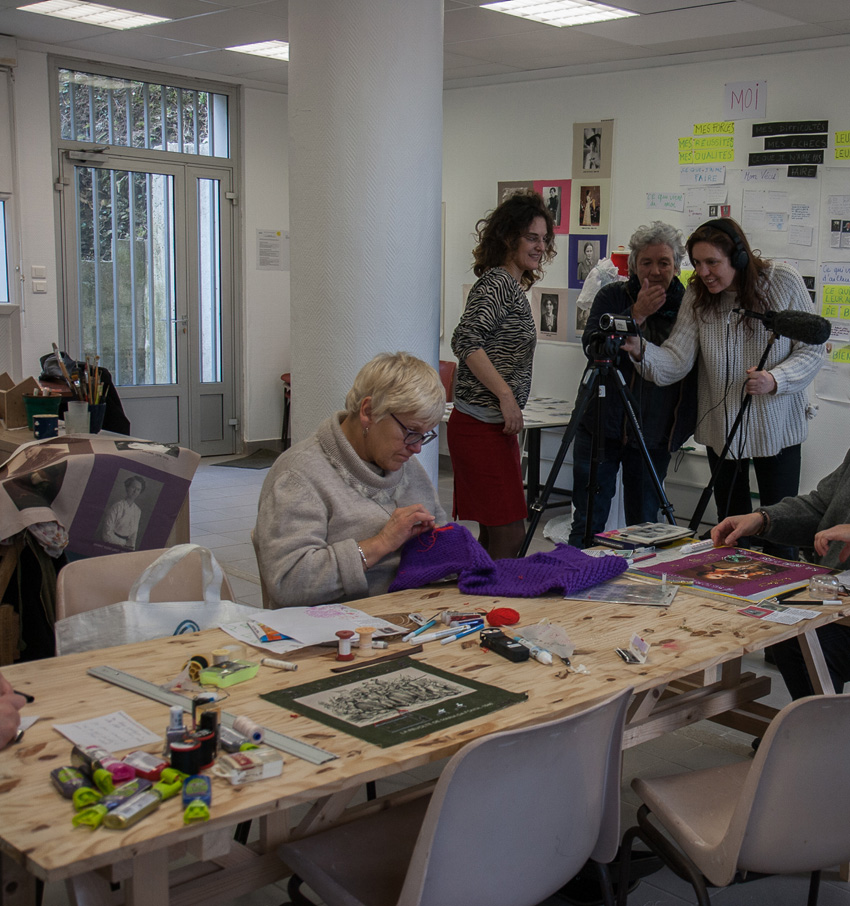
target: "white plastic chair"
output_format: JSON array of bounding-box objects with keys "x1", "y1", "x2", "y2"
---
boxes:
[
  {"x1": 618, "y1": 693, "x2": 850, "y2": 906},
  {"x1": 280, "y1": 686, "x2": 632, "y2": 906},
  {"x1": 56, "y1": 545, "x2": 234, "y2": 620}
]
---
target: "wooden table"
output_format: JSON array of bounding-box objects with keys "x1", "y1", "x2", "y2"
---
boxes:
[{"x1": 0, "y1": 583, "x2": 846, "y2": 905}]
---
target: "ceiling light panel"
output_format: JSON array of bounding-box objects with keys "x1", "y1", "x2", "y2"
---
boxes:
[
  {"x1": 226, "y1": 41, "x2": 290, "y2": 61},
  {"x1": 481, "y1": 0, "x2": 637, "y2": 27},
  {"x1": 18, "y1": 1, "x2": 170, "y2": 30}
]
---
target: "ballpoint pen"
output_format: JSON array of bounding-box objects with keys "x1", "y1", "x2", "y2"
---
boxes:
[
  {"x1": 402, "y1": 618, "x2": 438, "y2": 642},
  {"x1": 440, "y1": 621, "x2": 485, "y2": 645},
  {"x1": 411, "y1": 626, "x2": 467, "y2": 644}
]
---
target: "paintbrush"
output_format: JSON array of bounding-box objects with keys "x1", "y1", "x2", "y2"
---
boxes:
[{"x1": 52, "y1": 342, "x2": 78, "y2": 398}]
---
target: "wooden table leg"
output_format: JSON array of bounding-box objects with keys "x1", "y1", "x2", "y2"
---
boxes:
[
  {"x1": 798, "y1": 628, "x2": 835, "y2": 695},
  {"x1": 124, "y1": 850, "x2": 169, "y2": 906},
  {"x1": 0, "y1": 853, "x2": 36, "y2": 906}
]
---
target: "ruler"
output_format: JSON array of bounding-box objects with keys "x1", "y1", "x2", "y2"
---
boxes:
[{"x1": 88, "y1": 665, "x2": 337, "y2": 765}]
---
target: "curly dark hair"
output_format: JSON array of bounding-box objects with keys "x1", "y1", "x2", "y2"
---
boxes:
[
  {"x1": 686, "y1": 219, "x2": 770, "y2": 325},
  {"x1": 472, "y1": 190, "x2": 556, "y2": 289}
]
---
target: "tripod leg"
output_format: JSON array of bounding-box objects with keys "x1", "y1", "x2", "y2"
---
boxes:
[
  {"x1": 519, "y1": 365, "x2": 601, "y2": 557},
  {"x1": 609, "y1": 368, "x2": 676, "y2": 525},
  {"x1": 581, "y1": 384, "x2": 606, "y2": 548}
]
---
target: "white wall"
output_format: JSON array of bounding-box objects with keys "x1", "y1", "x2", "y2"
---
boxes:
[
  {"x1": 12, "y1": 51, "x2": 60, "y2": 368},
  {"x1": 241, "y1": 87, "x2": 289, "y2": 443},
  {"x1": 441, "y1": 45, "x2": 850, "y2": 510}
]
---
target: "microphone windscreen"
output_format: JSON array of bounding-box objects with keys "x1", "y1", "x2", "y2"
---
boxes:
[{"x1": 769, "y1": 310, "x2": 831, "y2": 345}]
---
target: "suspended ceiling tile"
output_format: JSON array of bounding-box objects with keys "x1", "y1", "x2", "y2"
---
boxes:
[{"x1": 579, "y1": 1, "x2": 803, "y2": 45}]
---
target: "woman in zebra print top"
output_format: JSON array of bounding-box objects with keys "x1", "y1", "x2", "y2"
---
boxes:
[{"x1": 448, "y1": 191, "x2": 556, "y2": 559}]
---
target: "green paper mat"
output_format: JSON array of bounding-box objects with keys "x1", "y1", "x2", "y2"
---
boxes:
[{"x1": 261, "y1": 657, "x2": 527, "y2": 748}]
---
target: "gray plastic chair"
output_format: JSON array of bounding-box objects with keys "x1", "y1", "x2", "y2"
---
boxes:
[
  {"x1": 618, "y1": 692, "x2": 850, "y2": 906},
  {"x1": 279, "y1": 685, "x2": 632, "y2": 906}
]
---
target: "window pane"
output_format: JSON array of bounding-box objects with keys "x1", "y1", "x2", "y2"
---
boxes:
[
  {"x1": 198, "y1": 179, "x2": 221, "y2": 383},
  {"x1": 75, "y1": 166, "x2": 177, "y2": 386},
  {"x1": 58, "y1": 69, "x2": 230, "y2": 159},
  {"x1": 0, "y1": 201, "x2": 8, "y2": 303}
]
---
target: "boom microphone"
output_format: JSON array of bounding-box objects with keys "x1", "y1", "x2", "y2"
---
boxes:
[{"x1": 732, "y1": 308, "x2": 831, "y2": 345}]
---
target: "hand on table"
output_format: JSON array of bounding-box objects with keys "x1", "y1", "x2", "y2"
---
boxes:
[
  {"x1": 0, "y1": 672, "x2": 26, "y2": 749},
  {"x1": 710, "y1": 512, "x2": 764, "y2": 548},
  {"x1": 814, "y1": 524, "x2": 850, "y2": 562}
]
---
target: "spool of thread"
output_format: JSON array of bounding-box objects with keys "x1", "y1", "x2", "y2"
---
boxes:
[
  {"x1": 191, "y1": 728, "x2": 217, "y2": 770},
  {"x1": 355, "y1": 626, "x2": 375, "y2": 651},
  {"x1": 260, "y1": 657, "x2": 298, "y2": 671},
  {"x1": 169, "y1": 739, "x2": 204, "y2": 775},
  {"x1": 232, "y1": 715, "x2": 264, "y2": 744},
  {"x1": 336, "y1": 630, "x2": 355, "y2": 661},
  {"x1": 211, "y1": 649, "x2": 232, "y2": 665}
]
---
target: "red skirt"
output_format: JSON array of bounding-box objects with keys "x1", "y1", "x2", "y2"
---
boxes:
[{"x1": 447, "y1": 408, "x2": 527, "y2": 526}]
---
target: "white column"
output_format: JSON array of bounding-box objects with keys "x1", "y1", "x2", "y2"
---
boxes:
[{"x1": 288, "y1": 0, "x2": 444, "y2": 472}]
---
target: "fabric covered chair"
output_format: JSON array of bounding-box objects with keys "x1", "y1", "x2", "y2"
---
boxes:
[
  {"x1": 618, "y1": 692, "x2": 850, "y2": 906},
  {"x1": 280, "y1": 685, "x2": 632, "y2": 906},
  {"x1": 55, "y1": 546, "x2": 234, "y2": 620},
  {"x1": 438, "y1": 360, "x2": 455, "y2": 403}
]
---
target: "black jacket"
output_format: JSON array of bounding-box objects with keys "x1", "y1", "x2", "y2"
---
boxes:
[{"x1": 578, "y1": 275, "x2": 697, "y2": 452}]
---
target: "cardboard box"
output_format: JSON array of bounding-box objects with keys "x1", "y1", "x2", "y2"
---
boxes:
[{"x1": 0, "y1": 374, "x2": 42, "y2": 429}]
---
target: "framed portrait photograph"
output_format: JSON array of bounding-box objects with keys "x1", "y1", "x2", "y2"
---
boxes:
[
  {"x1": 531, "y1": 287, "x2": 570, "y2": 344},
  {"x1": 568, "y1": 234, "x2": 608, "y2": 290},
  {"x1": 533, "y1": 179, "x2": 571, "y2": 234},
  {"x1": 497, "y1": 180, "x2": 534, "y2": 207},
  {"x1": 572, "y1": 120, "x2": 614, "y2": 179}
]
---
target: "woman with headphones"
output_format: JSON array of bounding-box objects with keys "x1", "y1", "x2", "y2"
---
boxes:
[{"x1": 623, "y1": 218, "x2": 824, "y2": 555}]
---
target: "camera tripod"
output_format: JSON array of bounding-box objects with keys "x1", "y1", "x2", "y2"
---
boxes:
[{"x1": 518, "y1": 351, "x2": 676, "y2": 557}]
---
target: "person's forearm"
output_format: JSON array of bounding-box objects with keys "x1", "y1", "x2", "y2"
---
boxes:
[{"x1": 463, "y1": 349, "x2": 515, "y2": 403}]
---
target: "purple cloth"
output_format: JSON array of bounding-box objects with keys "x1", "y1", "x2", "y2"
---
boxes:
[
  {"x1": 458, "y1": 544, "x2": 628, "y2": 597},
  {"x1": 388, "y1": 522, "x2": 495, "y2": 592}
]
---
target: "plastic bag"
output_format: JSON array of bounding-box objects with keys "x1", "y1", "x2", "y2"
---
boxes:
[
  {"x1": 576, "y1": 258, "x2": 624, "y2": 311},
  {"x1": 55, "y1": 544, "x2": 259, "y2": 655}
]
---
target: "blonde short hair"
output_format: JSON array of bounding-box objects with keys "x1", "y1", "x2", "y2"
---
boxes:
[{"x1": 344, "y1": 352, "x2": 445, "y2": 426}]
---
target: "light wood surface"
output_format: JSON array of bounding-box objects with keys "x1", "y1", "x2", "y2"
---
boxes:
[{"x1": 0, "y1": 582, "x2": 846, "y2": 904}]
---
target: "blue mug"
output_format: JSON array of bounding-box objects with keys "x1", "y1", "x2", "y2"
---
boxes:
[{"x1": 32, "y1": 414, "x2": 59, "y2": 439}]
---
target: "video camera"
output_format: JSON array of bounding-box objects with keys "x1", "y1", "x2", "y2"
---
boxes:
[{"x1": 585, "y1": 312, "x2": 638, "y2": 361}]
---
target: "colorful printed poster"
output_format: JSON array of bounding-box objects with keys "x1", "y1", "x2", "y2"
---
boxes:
[{"x1": 635, "y1": 548, "x2": 830, "y2": 602}]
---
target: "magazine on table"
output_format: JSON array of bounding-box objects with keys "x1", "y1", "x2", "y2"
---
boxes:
[
  {"x1": 633, "y1": 547, "x2": 831, "y2": 603},
  {"x1": 595, "y1": 522, "x2": 693, "y2": 549}
]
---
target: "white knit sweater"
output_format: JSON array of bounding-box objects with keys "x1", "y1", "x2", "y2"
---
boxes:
[
  {"x1": 637, "y1": 262, "x2": 824, "y2": 458},
  {"x1": 255, "y1": 413, "x2": 446, "y2": 608}
]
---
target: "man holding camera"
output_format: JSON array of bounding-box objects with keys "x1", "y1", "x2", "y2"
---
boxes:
[{"x1": 568, "y1": 221, "x2": 698, "y2": 547}]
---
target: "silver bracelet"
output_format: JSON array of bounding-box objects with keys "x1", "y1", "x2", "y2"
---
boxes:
[{"x1": 357, "y1": 544, "x2": 368, "y2": 570}]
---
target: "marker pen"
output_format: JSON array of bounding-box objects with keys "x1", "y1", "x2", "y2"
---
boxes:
[
  {"x1": 440, "y1": 621, "x2": 485, "y2": 645},
  {"x1": 402, "y1": 618, "x2": 438, "y2": 642},
  {"x1": 411, "y1": 626, "x2": 465, "y2": 644}
]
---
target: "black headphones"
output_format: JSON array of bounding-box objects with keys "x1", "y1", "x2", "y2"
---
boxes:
[{"x1": 702, "y1": 219, "x2": 749, "y2": 271}]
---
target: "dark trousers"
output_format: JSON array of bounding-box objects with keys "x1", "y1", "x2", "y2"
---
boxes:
[
  {"x1": 569, "y1": 427, "x2": 672, "y2": 548},
  {"x1": 771, "y1": 623, "x2": 850, "y2": 699},
  {"x1": 706, "y1": 444, "x2": 801, "y2": 559}
]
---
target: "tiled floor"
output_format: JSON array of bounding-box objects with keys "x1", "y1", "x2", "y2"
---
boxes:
[{"x1": 42, "y1": 453, "x2": 850, "y2": 905}]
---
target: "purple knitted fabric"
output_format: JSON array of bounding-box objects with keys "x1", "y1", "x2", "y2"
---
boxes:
[
  {"x1": 388, "y1": 523, "x2": 495, "y2": 592},
  {"x1": 457, "y1": 543, "x2": 628, "y2": 597}
]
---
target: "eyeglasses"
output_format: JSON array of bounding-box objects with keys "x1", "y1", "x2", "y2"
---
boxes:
[{"x1": 390, "y1": 413, "x2": 438, "y2": 447}]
